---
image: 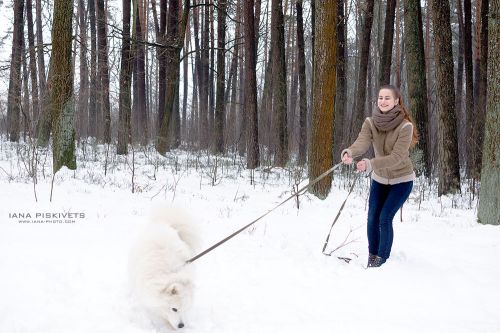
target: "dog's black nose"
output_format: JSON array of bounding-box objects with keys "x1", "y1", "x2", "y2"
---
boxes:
[{"x1": 178, "y1": 323, "x2": 184, "y2": 329}]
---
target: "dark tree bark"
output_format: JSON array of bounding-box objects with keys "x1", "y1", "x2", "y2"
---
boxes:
[
  {"x1": 77, "y1": 0, "x2": 89, "y2": 139},
  {"x1": 379, "y1": 0, "x2": 396, "y2": 85},
  {"x1": 27, "y1": 0, "x2": 39, "y2": 129},
  {"x1": 157, "y1": 0, "x2": 168, "y2": 141},
  {"x1": 35, "y1": 0, "x2": 46, "y2": 108},
  {"x1": 96, "y1": 0, "x2": 111, "y2": 143},
  {"x1": 156, "y1": 0, "x2": 190, "y2": 154},
  {"x1": 350, "y1": 0, "x2": 374, "y2": 143},
  {"x1": 309, "y1": 0, "x2": 336, "y2": 199},
  {"x1": 214, "y1": 0, "x2": 227, "y2": 154},
  {"x1": 244, "y1": 0, "x2": 259, "y2": 168},
  {"x1": 464, "y1": 0, "x2": 474, "y2": 177},
  {"x1": 296, "y1": 0, "x2": 308, "y2": 165},
  {"x1": 198, "y1": 1, "x2": 210, "y2": 148},
  {"x1": 182, "y1": 20, "x2": 189, "y2": 141},
  {"x1": 118, "y1": 0, "x2": 133, "y2": 155},
  {"x1": 478, "y1": 0, "x2": 498, "y2": 225},
  {"x1": 472, "y1": 0, "x2": 489, "y2": 178},
  {"x1": 51, "y1": 0, "x2": 76, "y2": 172},
  {"x1": 7, "y1": 0, "x2": 24, "y2": 142},
  {"x1": 88, "y1": 0, "x2": 98, "y2": 138},
  {"x1": 132, "y1": 1, "x2": 148, "y2": 145},
  {"x1": 455, "y1": 0, "x2": 466, "y2": 168},
  {"x1": 333, "y1": 0, "x2": 346, "y2": 164},
  {"x1": 430, "y1": 0, "x2": 461, "y2": 195},
  {"x1": 403, "y1": 0, "x2": 430, "y2": 176},
  {"x1": 271, "y1": 0, "x2": 288, "y2": 166},
  {"x1": 209, "y1": 2, "x2": 215, "y2": 141}
]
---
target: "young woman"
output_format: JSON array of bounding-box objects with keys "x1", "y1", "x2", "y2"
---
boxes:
[{"x1": 342, "y1": 85, "x2": 418, "y2": 267}]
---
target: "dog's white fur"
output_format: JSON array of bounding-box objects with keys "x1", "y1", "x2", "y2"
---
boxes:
[{"x1": 128, "y1": 207, "x2": 198, "y2": 330}]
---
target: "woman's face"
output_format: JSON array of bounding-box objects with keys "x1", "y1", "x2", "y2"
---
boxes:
[{"x1": 377, "y1": 89, "x2": 399, "y2": 112}]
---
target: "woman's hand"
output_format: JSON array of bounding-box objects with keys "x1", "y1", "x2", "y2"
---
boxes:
[
  {"x1": 356, "y1": 160, "x2": 367, "y2": 172},
  {"x1": 342, "y1": 152, "x2": 353, "y2": 164}
]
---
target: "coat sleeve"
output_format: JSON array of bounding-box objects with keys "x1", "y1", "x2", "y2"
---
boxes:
[
  {"x1": 341, "y1": 118, "x2": 373, "y2": 159},
  {"x1": 370, "y1": 123, "x2": 413, "y2": 170}
]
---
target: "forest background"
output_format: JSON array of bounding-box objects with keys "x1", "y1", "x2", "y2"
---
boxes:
[{"x1": 0, "y1": 0, "x2": 498, "y2": 224}]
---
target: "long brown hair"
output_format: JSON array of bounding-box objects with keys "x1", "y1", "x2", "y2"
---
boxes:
[{"x1": 378, "y1": 84, "x2": 419, "y2": 147}]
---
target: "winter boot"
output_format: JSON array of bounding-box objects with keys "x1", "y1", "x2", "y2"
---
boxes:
[
  {"x1": 367, "y1": 253, "x2": 377, "y2": 267},
  {"x1": 367, "y1": 256, "x2": 386, "y2": 268}
]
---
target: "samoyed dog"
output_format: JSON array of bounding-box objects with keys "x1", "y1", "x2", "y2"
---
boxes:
[{"x1": 128, "y1": 207, "x2": 198, "y2": 330}]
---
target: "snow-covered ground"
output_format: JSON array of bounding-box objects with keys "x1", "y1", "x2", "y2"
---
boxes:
[{"x1": 0, "y1": 141, "x2": 499, "y2": 333}]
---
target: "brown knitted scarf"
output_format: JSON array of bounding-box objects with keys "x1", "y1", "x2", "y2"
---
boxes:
[{"x1": 372, "y1": 105, "x2": 404, "y2": 131}]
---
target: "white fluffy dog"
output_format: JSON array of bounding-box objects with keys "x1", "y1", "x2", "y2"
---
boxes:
[{"x1": 128, "y1": 207, "x2": 198, "y2": 330}]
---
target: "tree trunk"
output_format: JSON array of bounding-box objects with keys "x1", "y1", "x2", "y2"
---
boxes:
[
  {"x1": 88, "y1": 0, "x2": 98, "y2": 138},
  {"x1": 309, "y1": 0, "x2": 336, "y2": 199},
  {"x1": 464, "y1": 0, "x2": 474, "y2": 177},
  {"x1": 27, "y1": 0, "x2": 39, "y2": 130},
  {"x1": 199, "y1": 2, "x2": 210, "y2": 148},
  {"x1": 350, "y1": 0, "x2": 374, "y2": 143},
  {"x1": 214, "y1": 0, "x2": 227, "y2": 154},
  {"x1": 77, "y1": 0, "x2": 89, "y2": 139},
  {"x1": 271, "y1": 0, "x2": 288, "y2": 166},
  {"x1": 35, "y1": 0, "x2": 46, "y2": 112},
  {"x1": 455, "y1": 0, "x2": 466, "y2": 169},
  {"x1": 474, "y1": 0, "x2": 489, "y2": 178},
  {"x1": 244, "y1": 0, "x2": 260, "y2": 168},
  {"x1": 156, "y1": 0, "x2": 190, "y2": 155},
  {"x1": 118, "y1": 0, "x2": 133, "y2": 155},
  {"x1": 157, "y1": 0, "x2": 168, "y2": 142},
  {"x1": 472, "y1": 0, "x2": 489, "y2": 178},
  {"x1": 7, "y1": 0, "x2": 24, "y2": 142},
  {"x1": 403, "y1": 0, "x2": 430, "y2": 177},
  {"x1": 430, "y1": 0, "x2": 461, "y2": 195},
  {"x1": 379, "y1": 0, "x2": 396, "y2": 86},
  {"x1": 209, "y1": 2, "x2": 215, "y2": 143},
  {"x1": 51, "y1": 0, "x2": 76, "y2": 172},
  {"x1": 478, "y1": 0, "x2": 498, "y2": 225},
  {"x1": 132, "y1": 0, "x2": 148, "y2": 145},
  {"x1": 296, "y1": 0, "x2": 308, "y2": 165}
]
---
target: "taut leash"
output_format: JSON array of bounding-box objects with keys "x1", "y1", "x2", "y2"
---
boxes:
[
  {"x1": 321, "y1": 171, "x2": 360, "y2": 255},
  {"x1": 186, "y1": 161, "x2": 344, "y2": 264}
]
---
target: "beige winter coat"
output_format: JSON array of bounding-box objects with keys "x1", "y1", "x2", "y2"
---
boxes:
[{"x1": 342, "y1": 117, "x2": 415, "y2": 185}]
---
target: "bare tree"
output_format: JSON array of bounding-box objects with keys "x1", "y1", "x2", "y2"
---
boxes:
[
  {"x1": 77, "y1": 0, "x2": 89, "y2": 139},
  {"x1": 350, "y1": 0, "x2": 374, "y2": 142},
  {"x1": 271, "y1": 0, "x2": 288, "y2": 166},
  {"x1": 472, "y1": 0, "x2": 489, "y2": 178},
  {"x1": 464, "y1": 0, "x2": 474, "y2": 177},
  {"x1": 51, "y1": 0, "x2": 76, "y2": 172},
  {"x1": 118, "y1": 0, "x2": 133, "y2": 154},
  {"x1": 430, "y1": 0, "x2": 461, "y2": 195},
  {"x1": 379, "y1": 0, "x2": 396, "y2": 85},
  {"x1": 88, "y1": 0, "x2": 98, "y2": 138},
  {"x1": 27, "y1": 0, "x2": 39, "y2": 128},
  {"x1": 478, "y1": 0, "x2": 498, "y2": 225},
  {"x1": 244, "y1": 0, "x2": 259, "y2": 168},
  {"x1": 309, "y1": 0, "x2": 336, "y2": 199},
  {"x1": 214, "y1": 0, "x2": 227, "y2": 154},
  {"x1": 156, "y1": 0, "x2": 190, "y2": 155},
  {"x1": 403, "y1": 0, "x2": 430, "y2": 176},
  {"x1": 296, "y1": 0, "x2": 308, "y2": 165},
  {"x1": 7, "y1": 0, "x2": 24, "y2": 142}
]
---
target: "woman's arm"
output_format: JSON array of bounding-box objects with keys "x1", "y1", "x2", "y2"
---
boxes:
[{"x1": 341, "y1": 118, "x2": 373, "y2": 160}]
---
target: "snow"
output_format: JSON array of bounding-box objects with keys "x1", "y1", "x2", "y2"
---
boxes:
[{"x1": 0, "y1": 141, "x2": 499, "y2": 333}]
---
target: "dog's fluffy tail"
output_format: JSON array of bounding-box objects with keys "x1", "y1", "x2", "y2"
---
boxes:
[{"x1": 149, "y1": 205, "x2": 199, "y2": 253}]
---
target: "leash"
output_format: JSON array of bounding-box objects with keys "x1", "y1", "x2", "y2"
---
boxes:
[
  {"x1": 321, "y1": 170, "x2": 360, "y2": 256},
  {"x1": 186, "y1": 161, "x2": 344, "y2": 264}
]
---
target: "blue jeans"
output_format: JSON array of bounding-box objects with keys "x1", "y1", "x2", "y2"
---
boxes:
[{"x1": 367, "y1": 179, "x2": 413, "y2": 260}]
